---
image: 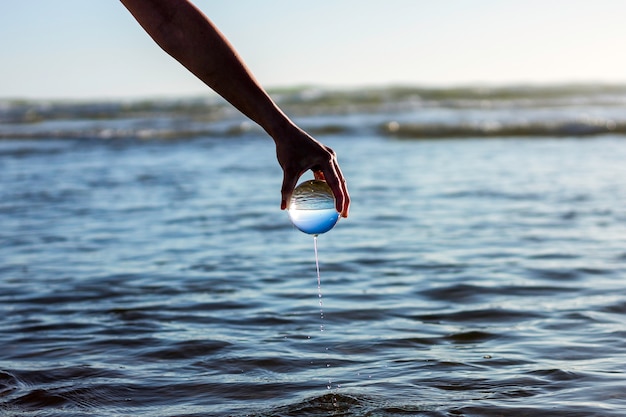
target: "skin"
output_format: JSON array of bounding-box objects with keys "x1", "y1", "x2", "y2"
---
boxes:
[{"x1": 120, "y1": 0, "x2": 350, "y2": 217}]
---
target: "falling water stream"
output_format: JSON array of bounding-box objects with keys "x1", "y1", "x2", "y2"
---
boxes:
[
  {"x1": 288, "y1": 179, "x2": 342, "y2": 394},
  {"x1": 313, "y1": 235, "x2": 324, "y2": 333}
]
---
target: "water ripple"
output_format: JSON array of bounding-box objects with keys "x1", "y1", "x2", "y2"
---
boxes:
[{"x1": 2, "y1": 134, "x2": 626, "y2": 416}]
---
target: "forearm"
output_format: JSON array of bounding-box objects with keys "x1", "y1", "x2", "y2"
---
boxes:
[
  {"x1": 121, "y1": 0, "x2": 350, "y2": 216},
  {"x1": 120, "y1": 0, "x2": 293, "y2": 140}
]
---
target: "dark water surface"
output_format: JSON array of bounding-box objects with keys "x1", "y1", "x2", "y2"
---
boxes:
[{"x1": 2, "y1": 87, "x2": 626, "y2": 416}]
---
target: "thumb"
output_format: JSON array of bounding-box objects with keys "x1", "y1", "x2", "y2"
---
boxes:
[{"x1": 280, "y1": 170, "x2": 299, "y2": 210}]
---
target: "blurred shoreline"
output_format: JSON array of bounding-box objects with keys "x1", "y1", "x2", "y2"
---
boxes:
[{"x1": 3, "y1": 83, "x2": 626, "y2": 140}]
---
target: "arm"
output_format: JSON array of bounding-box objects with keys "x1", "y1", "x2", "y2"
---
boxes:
[{"x1": 120, "y1": 0, "x2": 349, "y2": 217}]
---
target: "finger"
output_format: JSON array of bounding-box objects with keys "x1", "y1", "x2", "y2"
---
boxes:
[
  {"x1": 280, "y1": 168, "x2": 300, "y2": 211},
  {"x1": 335, "y1": 161, "x2": 350, "y2": 218},
  {"x1": 323, "y1": 153, "x2": 349, "y2": 217},
  {"x1": 320, "y1": 161, "x2": 346, "y2": 217},
  {"x1": 313, "y1": 170, "x2": 325, "y2": 181},
  {"x1": 315, "y1": 147, "x2": 347, "y2": 216},
  {"x1": 332, "y1": 159, "x2": 350, "y2": 217}
]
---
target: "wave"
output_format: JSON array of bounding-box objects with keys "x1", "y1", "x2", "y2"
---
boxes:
[
  {"x1": 3, "y1": 84, "x2": 626, "y2": 140},
  {"x1": 379, "y1": 119, "x2": 625, "y2": 139},
  {"x1": 2, "y1": 119, "x2": 623, "y2": 141}
]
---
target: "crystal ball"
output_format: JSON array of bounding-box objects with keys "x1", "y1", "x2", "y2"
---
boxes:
[{"x1": 288, "y1": 180, "x2": 340, "y2": 235}]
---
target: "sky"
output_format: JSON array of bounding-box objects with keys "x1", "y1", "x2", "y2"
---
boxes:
[{"x1": 2, "y1": 0, "x2": 626, "y2": 100}]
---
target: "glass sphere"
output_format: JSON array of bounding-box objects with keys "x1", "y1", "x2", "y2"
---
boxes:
[{"x1": 288, "y1": 180, "x2": 339, "y2": 235}]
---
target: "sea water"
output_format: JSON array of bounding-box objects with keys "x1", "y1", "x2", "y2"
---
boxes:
[{"x1": 3, "y1": 88, "x2": 626, "y2": 416}]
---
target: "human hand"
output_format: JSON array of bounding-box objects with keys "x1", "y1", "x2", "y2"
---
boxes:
[{"x1": 275, "y1": 127, "x2": 350, "y2": 218}]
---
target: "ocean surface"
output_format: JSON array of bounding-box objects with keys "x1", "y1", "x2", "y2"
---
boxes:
[{"x1": 2, "y1": 85, "x2": 626, "y2": 416}]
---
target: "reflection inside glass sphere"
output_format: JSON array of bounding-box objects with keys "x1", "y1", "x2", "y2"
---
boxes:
[{"x1": 288, "y1": 180, "x2": 339, "y2": 235}]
